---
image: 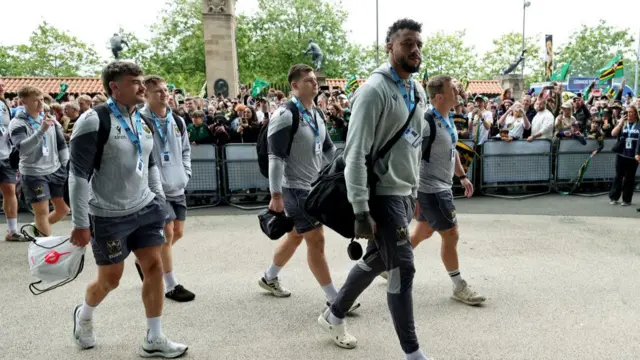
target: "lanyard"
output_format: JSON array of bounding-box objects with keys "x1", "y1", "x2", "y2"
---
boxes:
[
  {"x1": 291, "y1": 97, "x2": 319, "y2": 137},
  {"x1": 433, "y1": 108, "x2": 456, "y2": 145},
  {"x1": 150, "y1": 109, "x2": 172, "y2": 147},
  {"x1": 389, "y1": 64, "x2": 415, "y2": 112},
  {"x1": 24, "y1": 112, "x2": 47, "y2": 147},
  {"x1": 107, "y1": 98, "x2": 143, "y2": 155}
]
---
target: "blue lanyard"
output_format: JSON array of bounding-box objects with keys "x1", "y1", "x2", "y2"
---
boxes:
[
  {"x1": 150, "y1": 109, "x2": 172, "y2": 147},
  {"x1": 107, "y1": 98, "x2": 143, "y2": 155},
  {"x1": 389, "y1": 64, "x2": 415, "y2": 112},
  {"x1": 23, "y1": 112, "x2": 47, "y2": 147},
  {"x1": 292, "y1": 97, "x2": 319, "y2": 137},
  {"x1": 433, "y1": 108, "x2": 457, "y2": 145}
]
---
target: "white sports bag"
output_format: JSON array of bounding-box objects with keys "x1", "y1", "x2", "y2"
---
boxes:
[{"x1": 26, "y1": 225, "x2": 86, "y2": 295}]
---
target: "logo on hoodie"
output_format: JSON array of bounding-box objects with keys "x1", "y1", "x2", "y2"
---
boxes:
[{"x1": 392, "y1": 94, "x2": 398, "y2": 101}]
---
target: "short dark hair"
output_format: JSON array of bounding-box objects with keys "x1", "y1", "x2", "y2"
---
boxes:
[
  {"x1": 192, "y1": 110, "x2": 205, "y2": 119},
  {"x1": 143, "y1": 75, "x2": 165, "y2": 89},
  {"x1": 385, "y1": 18, "x2": 422, "y2": 44},
  {"x1": 101, "y1": 61, "x2": 144, "y2": 96},
  {"x1": 427, "y1": 75, "x2": 453, "y2": 100},
  {"x1": 287, "y1": 64, "x2": 314, "y2": 85}
]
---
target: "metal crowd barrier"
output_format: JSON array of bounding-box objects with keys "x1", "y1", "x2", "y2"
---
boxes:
[
  {"x1": 223, "y1": 143, "x2": 270, "y2": 209},
  {"x1": 481, "y1": 139, "x2": 553, "y2": 199},
  {"x1": 555, "y1": 139, "x2": 617, "y2": 196},
  {"x1": 184, "y1": 144, "x2": 220, "y2": 208}
]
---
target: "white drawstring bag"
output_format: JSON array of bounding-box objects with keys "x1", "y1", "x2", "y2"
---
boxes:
[{"x1": 25, "y1": 225, "x2": 86, "y2": 295}]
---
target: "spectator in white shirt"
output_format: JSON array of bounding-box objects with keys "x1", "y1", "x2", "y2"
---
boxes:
[
  {"x1": 468, "y1": 95, "x2": 493, "y2": 145},
  {"x1": 527, "y1": 97, "x2": 555, "y2": 141},
  {"x1": 497, "y1": 102, "x2": 530, "y2": 140}
]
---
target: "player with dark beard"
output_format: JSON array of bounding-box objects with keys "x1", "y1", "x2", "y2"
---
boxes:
[{"x1": 317, "y1": 19, "x2": 432, "y2": 360}]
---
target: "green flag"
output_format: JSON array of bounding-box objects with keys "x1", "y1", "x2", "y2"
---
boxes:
[
  {"x1": 251, "y1": 78, "x2": 269, "y2": 98},
  {"x1": 598, "y1": 54, "x2": 624, "y2": 84},
  {"x1": 344, "y1": 75, "x2": 359, "y2": 97},
  {"x1": 549, "y1": 61, "x2": 571, "y2": 81},
  {"x1": 55, "y1": 83, "x2": 69, "y2": 101}
]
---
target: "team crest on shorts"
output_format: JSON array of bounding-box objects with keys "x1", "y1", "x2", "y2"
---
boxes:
[
  {"x1": 33, "y1": 186, "x2": 45, "y2": 195},
  {"x1": 396, "y1": 226, "x2": 409, "y2": 242},
  {"x1": 106, "y1": 239, "x2": 122, "y2": 255}
]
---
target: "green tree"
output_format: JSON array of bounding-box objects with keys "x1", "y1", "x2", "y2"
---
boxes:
[
  {"x1": 236, "y1": 0, "x2": 362, "y2": 85},
  {"x1": 479, "y1": 32, "x2": 543, "y2": 87},
  {"x1": 420, "y1": 30, "x2": 479, "y2": 82},
  {"x1": 10, "y1": 22, "x2": 101, "y2": 76},
  {"x1": 555, "y1": 20, "x2": 635, "y2": 77},
  {"x1": 116, "y1": 27, "x2": 153, "y2": 69},
  {"x1": 0, "y1": 46, "x2": 22, "y2": 76}
]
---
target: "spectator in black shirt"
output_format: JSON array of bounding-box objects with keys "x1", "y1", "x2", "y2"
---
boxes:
[{"x1": 572, "y1": 93, "x2": 591, "y2": 132}]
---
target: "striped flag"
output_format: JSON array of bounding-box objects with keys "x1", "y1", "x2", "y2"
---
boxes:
[
  {"x1": 344, "y1": 75, "x2": 359, "y2": 97},
  {"x1": 598, "y1": 54, "x2": 624, "y2": 84}
]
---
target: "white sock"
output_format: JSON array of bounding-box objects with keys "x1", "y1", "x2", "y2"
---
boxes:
[
  {"x1": 322, "y1": 282, "x2": 338, "y2": 303},
  {"x1": 163, "y1": 271, "x2": 178, "y2": 292},
  {"x1": 325, "y1": 308, "x2": 343, "y2": 325},
  {"x1": 448, "y1": 269, "x2": 464, "y2": 291},
  {"x1": 265, "y1": 263, "x2": 282, "y2": 280},
  {"x1": 406, "y1": 348, "x2": 428, "y2": 360},
  {"x1": 7, "y1": 218, "x2": 17, "y2": 234},
  {"x1": 79, "y1": 300, "x2": 96, "y2": 321},
  {"x1": 147, "y1": 317, "x2": 162, "y2": 341}
]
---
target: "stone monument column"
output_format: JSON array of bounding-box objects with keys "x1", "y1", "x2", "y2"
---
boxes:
[
  {"x1": 498, "y1": 74, "x2": 525, "y2": 101},
  {"x1": 202, "y1": 0, "x2": 239, "y2": 99}
]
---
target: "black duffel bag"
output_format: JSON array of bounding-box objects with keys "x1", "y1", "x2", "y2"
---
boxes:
[{"x1": 304, "y1": 89, "x2": 419, "y2": 243}]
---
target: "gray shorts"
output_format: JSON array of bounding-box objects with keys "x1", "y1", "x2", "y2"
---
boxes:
[
  {"x1": 417, "y1": 189, "x2": 457, "y2": 231},
  {"x1": 282, "y1": 187, "x2": 321, "y2": 234},
  {"x1": 165, "y1": 195, "x2": 187, "y2": 223},
  {"x1": 90, "y1": 197, "x2": 167, "y2": 266},
  {"x1": 0, "y1": 159, "x2": 17, "y2": 184},
  {"x1": 21, "y1": 166, "x2": 67, "y2": 204}
]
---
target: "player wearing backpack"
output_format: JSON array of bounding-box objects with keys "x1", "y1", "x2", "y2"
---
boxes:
[
  {"x1": 68, "y1": 61, "x2": 187, "y2": 358},
  {"x1": 139, "y1": 75, "x2": 195, "y2": 303},
  {"x1": 257, "y1": 64, "x2": 360, "y2": 313}
]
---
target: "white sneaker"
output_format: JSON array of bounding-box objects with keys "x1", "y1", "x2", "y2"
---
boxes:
[
  {"x1": 610, "y1": 200, "x2": 619, "y2": 205},
  {"x1": 317, "y1": 312, "x2": 357, "y2": 349},
  {"x1": 452, "y1": 280, "x2": 486, "y2": 306},
  {"x1": 621, "y1": 202, "x2": 632, "y2": 206},
  {"x1": 259, "y1": 276, "x2": 291, "y2": 297},
  {"x1": 380, "y1": 271, "x2": 389, "y2": 280},
  {"x1": 140, "y1": 332, "x2": 188, "y2": 358},
  {"x1": 73, "y1": 304, "x2": 96, "y2": 349}
]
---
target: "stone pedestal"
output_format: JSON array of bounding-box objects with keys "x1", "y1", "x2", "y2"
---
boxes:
[
  {"x1": 202, "y1": 0, "x2": 239, "y2": 98},
  {"x1": 497, "y1": 74, "x2": 525, "y2": 101},
  {"x1": 316, "y1": 71, "x2": 327, "y2": 87}
]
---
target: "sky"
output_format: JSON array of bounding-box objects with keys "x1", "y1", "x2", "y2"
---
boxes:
[{"x1": 1, "y1": 0, "x2": 639, "y2": 63}]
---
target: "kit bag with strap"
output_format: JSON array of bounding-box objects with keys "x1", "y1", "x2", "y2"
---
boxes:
[{"x1": 304, "y1": 87, "x2": 420, "y2": 239}]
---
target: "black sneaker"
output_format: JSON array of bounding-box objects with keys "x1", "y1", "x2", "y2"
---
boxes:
[
  {"x1": 165, "y1": 285, "x2": 195, "y2": 302},
  {"x1": 135, "y1": 261, "x2": 144, "y2": 281}
]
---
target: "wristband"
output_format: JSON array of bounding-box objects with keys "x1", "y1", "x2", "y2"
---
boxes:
[{"x1": 459, "y1": 175, "x2": 467, "y2": 180}]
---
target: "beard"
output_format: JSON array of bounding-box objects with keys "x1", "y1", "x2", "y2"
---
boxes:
[{"x1": 399, "y1": 56, "x2": 421, "y2": 74}]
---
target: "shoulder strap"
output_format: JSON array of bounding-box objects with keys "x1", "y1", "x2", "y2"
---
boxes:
[
  {"x1": 174, "y1": 114, "x2": 186, "y2": 136},
  {"x1": 284, "y1": 101, "x2": 299, "y2": 155},
  {"x1": 94, "y1": 104, "x2": 111, "y2": 172},
  {"x1": 422, "y1": 109, "x2": 437, "y2": 163},
  {"x1": 374, "y1": 85, "x2": 420, "y2": 163}
]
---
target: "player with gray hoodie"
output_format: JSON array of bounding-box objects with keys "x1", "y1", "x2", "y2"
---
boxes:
[{"x1": 317, "y1": 19, "x2": 432, "y2": 360}]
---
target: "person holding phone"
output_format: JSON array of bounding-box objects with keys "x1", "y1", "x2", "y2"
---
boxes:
[{"x1": 609, "y1": 105, "x2": 640, "y2": 206}]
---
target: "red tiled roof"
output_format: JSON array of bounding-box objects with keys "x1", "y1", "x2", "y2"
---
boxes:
[
  {"x1": 325, "y1": 78, "x2": 366, "y2": 89},
  {"x1": 466, "y1": 80, "x2": 503, "y2": 96},
  {"x1": 1, "y1": 76, "x2": 104, "y2": 95}
]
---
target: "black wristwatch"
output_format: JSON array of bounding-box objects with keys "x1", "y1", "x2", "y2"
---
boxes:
[{"x1": 459, "y1": 174, "x2": 467, "y2": 180}]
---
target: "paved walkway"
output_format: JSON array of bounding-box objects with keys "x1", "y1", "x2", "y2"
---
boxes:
[{"x1": 0, "y1": 199, "x2": 639, "y2": 359}]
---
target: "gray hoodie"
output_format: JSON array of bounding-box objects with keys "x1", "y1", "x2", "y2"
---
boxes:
[
  {"x1": 0, "y1": 100, "x2": 11, "y2": 160},
  {"x1": 140, "y1": 105, "x2": 192, "y2": 199},
  {"x1": 344, "y1": 64, "x2": 428, "y2": 214},
  {"x1": 9, "y1": 111, "x2": 68, "y2": 176}
]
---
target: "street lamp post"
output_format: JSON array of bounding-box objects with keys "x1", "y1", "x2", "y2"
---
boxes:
[{"x1": 522, "y1": 0, "x2": 531, "y2": 79}]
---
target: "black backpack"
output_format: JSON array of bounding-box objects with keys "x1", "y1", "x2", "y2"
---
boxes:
[
  {"x1": 422, "y1": 109, "x2": 438, "y2": 163},
  {"x1": 257, "y1": 100, "x2": 326, "y2": 179}
]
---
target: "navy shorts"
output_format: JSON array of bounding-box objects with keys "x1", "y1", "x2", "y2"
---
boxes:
[
  {"x1": 282, "y1": 187, "x2": 321, "y2": 234},
  {"x1": 0, "y1": 159, "x2": 17, "y2": 184},
  {"x1": 90, "y1": 197, "x2": 167, "y2": 266},
  {"x1": 21, "y1": 166, "x2": 67, "y2": 204},
  {"x1": 417, "y1": 189, "x2": 457, "y2": 231},
  {"x1": 164, "y1": 195, "x2": 187, "y2": 224}
]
